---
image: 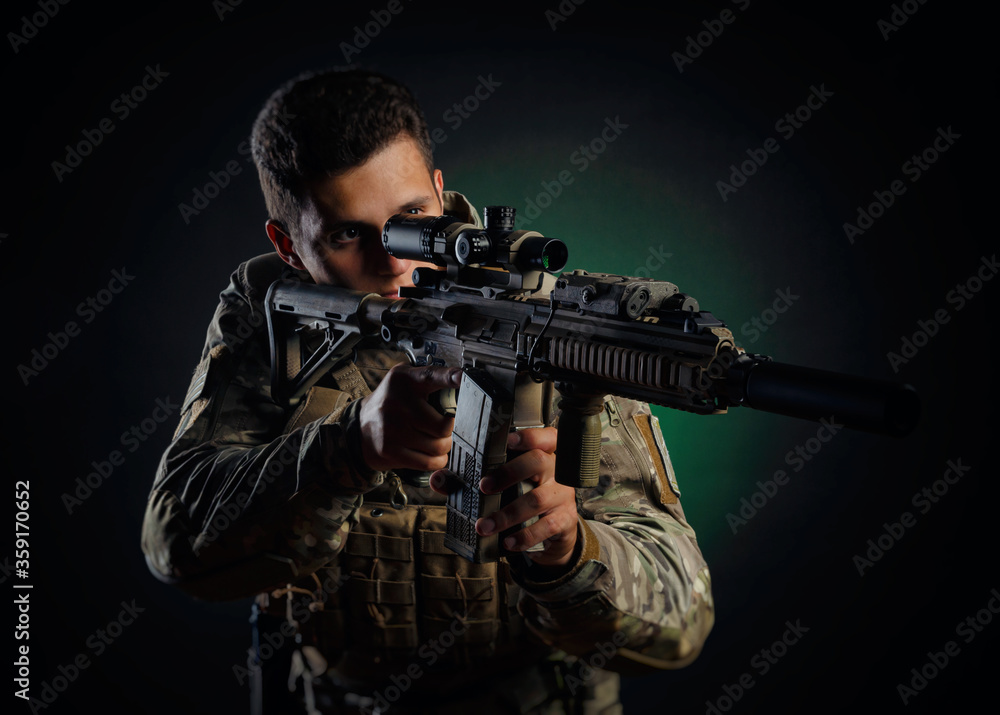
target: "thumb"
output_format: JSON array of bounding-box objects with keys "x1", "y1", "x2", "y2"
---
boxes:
[
  {"x1": 428, "y1": 469, "x2": 462, "y2": 495},
  {"x1": 403, "y1": 365, "x2": 463, "y2": 395}
]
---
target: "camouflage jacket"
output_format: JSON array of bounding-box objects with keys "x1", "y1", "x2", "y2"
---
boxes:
[{"x1": 141, "y1": 191, "x2": 714, "y2": 701}]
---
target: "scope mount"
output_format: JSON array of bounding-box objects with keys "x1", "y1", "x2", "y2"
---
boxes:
[{"x1": 384, "y1": 206, "x2": 568, "y2": 299}]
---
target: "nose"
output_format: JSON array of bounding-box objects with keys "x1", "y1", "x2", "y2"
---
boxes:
[
  {"x1": 383, "y1": 253, "x2": 411, "y2": 277},
  {"x1": 371, "y1": 239, "x2": 411, "y2": 277}
]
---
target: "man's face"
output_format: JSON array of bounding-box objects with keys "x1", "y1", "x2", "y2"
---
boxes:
[{"x1": 267, "y1": 134, "x2": 443, "y2": 296}]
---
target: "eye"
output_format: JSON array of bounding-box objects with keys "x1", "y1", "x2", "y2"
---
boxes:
[
  {"x1": 331, "y1": 226, "x2": 361, "y2": 243},
  {"x1": 405, "y1": 207, "x2": 423, "y2": 215}
]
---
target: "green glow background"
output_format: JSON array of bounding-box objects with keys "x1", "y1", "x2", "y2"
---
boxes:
[
  {"x1": 449, "y1": 151, "x2": 769, "y2": 548},
  {"x1": 5, "y1": 2, "x2": 991, "y2": 714},
  {"x1": 433, "y1": 64, "x2": 870, "y2": 559}
]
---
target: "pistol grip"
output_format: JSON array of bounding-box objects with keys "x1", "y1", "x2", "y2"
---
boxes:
[{"x1": 428, "y1": 387, "x2": 458, "y2": 418}]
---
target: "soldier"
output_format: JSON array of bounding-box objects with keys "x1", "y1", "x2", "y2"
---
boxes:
[{"x1": 141, "y1": 68, "x2": 714, "y2": 714}]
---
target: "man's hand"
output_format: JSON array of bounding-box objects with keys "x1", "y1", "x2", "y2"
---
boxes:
[
  {"x1": 358, "y1": 364, "x2": 461, "y2": 472},
  {"x1": 431, "y1": 427, "x2": 579, "y2": 569}
]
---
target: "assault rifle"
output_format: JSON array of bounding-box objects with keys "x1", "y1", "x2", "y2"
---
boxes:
[{"x1": 265, "y1": 206, "x2": 919, "y2": 563}]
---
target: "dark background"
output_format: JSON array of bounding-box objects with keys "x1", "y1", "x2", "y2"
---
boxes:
[{"x1": 4, "y1": 1, "x2": 996, "y2": 713}]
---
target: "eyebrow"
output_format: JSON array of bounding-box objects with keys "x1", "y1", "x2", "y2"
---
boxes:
[
  {"x1": 394, "y1": 195, "x2": 437, "y2": 214},
  {"x1": 320, "y1": 196, "x2": 439, "y2": 234}
]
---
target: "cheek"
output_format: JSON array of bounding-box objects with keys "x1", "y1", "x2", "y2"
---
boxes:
[{"x1": 313, "y1": 245, "x2": 365, "y2": 282}]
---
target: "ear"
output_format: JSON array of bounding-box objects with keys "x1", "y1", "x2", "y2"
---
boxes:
[
  {"x1": 265, "y1": 220, "x2": 306, "y2": 270},
  {"x1": 432, "y1": 169, "x2": 445, "y2": 212}
]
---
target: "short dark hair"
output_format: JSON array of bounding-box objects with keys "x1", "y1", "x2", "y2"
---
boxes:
[{"x1": 250, "y1": 68, "x2": 434, "y2": 236}]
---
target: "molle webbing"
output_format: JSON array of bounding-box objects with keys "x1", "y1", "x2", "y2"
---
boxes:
[
  {"x1": 336, "y1": 501, "x2": 505, "y2": 657},
  {"x1": 269, "y1": 347, "x2": 521, "y2": 672}
]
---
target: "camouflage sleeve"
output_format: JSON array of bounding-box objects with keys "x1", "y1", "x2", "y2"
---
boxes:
[
  {"x1": 510, "y1": 395, "x2": 714, "y2": 674},
  {"x1": 140, "y1": 265, "x2": 385, "y2": 601}
]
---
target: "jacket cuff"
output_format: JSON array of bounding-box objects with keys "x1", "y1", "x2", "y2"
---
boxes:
[
  {"x1": 510, "y1": 518, "x2": 607, "y2": 602},
  {"x1": 316, "y1": 399, "x2": 388, "y2": 495}
]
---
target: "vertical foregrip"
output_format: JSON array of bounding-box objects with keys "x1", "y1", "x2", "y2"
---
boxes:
[{"x1": 555, "y1": 390, "x2": 605, "y2": 488}]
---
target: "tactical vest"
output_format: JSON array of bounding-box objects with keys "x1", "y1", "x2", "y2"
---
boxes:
[
  {"x1": 254, "y1": 347, "x2": 551, "y2": 697},
  {"x1": 238, "y1": 253, "x2": 621, "y2": 712}
]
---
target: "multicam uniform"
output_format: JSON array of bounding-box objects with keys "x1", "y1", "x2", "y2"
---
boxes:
[{"x1": 141, "y1": 192, "x2": 714, "y2": 714}]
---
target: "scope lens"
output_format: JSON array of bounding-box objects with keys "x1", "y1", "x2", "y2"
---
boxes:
[{"x1": 518, "y1": 237, "x2": 568, "y2": 273}]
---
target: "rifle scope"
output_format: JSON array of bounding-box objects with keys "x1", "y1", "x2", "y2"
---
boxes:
[{"x1": 382, "y1": 206, "x2": 568, "y2": 274}]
